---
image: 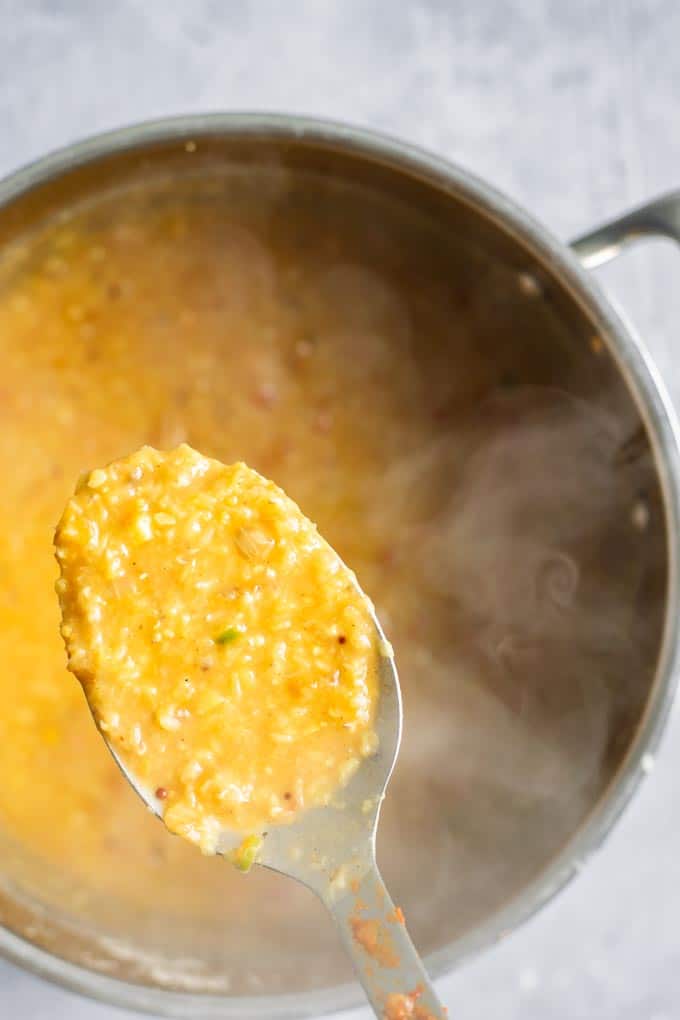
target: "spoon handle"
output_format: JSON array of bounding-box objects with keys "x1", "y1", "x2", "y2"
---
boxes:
[{"x1": 324, "y1": 861, "x2": 447, "y2": 1019}]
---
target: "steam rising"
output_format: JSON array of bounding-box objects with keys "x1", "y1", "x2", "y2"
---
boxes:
[{"x1": 376, "y1": 385, "x2": 662, "y2": 933}]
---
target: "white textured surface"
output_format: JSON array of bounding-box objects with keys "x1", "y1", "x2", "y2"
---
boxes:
[{"x1": 1, "y1": 2, "x2": 680, "y2": 1017}]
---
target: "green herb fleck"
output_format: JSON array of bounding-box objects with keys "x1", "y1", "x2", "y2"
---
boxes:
[
  {"x1": 228, "y1": 834, "x2": 262, "y2": 873},
  {"x1": 215, "y1": 627, "x2": 239, "y2": 645}
]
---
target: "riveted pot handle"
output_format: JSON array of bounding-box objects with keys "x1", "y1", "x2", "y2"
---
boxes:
[{"x1": 571, "y1": 190, "x2": 680, "y2": 267}]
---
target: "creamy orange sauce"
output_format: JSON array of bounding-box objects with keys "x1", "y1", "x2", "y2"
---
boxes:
[{"x1": 55, "y1": 445, "x2": 379, "y2": 850}]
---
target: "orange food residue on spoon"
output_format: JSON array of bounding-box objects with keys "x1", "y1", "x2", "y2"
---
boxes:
[
  {"x1": 383, "y1": 984, "x2": 447, "y2": 1020},
  {"x1": 350, "y1": 916, "x2": 400, "y2": 969}
]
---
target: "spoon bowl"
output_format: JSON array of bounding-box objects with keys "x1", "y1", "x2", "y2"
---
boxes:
[{"x1": 106, "y1": 606, "x2": 446, "y2": 1019}]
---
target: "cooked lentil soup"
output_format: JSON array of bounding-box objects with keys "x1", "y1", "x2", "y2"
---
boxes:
[
  {"x1": 56, "y1": 445, "x2": 379, "y2": 850},
  {"x1": 0, "y1": 165, "x2": 473, "y2": 990},
  {"x1": 0, "y1": 157, "x2": 656, "y2": 993}
]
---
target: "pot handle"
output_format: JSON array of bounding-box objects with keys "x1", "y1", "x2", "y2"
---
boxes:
[{"x1": 571, "y1": 190, "x2": 680, "y2": 266}]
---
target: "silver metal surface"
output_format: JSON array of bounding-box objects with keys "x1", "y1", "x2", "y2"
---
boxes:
[
  {"x1": 572, "y1": 191, "x2": 680, "y2": 268},
  {"x1": 0, "y1": 113, "x2": 678, "y2": 1019}
]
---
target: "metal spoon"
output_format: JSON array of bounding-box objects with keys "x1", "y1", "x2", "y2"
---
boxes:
[{"x1": 106, "y1": 607, "x2": 446, "y2": 1019}]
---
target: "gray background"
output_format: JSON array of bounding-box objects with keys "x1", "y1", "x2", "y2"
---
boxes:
[{"x1": 1, "y1": 2, "x2": 679, "y2": 1018}]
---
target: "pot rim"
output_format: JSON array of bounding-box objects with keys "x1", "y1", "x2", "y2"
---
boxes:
[{"x1": 0, "y1": 111, "x2": 678, "y2": 1019}]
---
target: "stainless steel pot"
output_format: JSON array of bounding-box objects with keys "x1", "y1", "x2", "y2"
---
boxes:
[{"x1": 0, "y1": 114, "x2": 678, "y2": 1018}]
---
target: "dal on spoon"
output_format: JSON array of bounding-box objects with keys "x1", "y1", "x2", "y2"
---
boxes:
[{"x1": 55, "y1": 444, "x2": 446, "y2": 1019}]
